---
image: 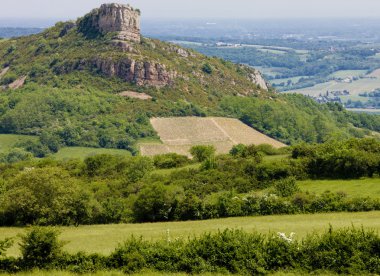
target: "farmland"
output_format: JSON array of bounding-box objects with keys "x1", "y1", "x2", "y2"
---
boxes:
[
  {"x1": 140, "y1": 117, "x2": 286, "y2": 156},
  {"x1": 286, "y1": 70, "x2": 380, "y2": 99},
  {"x1": 2, "y1": 211, "x2": 380, "y2": 257}
]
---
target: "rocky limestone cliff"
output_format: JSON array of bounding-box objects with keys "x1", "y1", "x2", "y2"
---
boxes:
[
  {"x1": 55, "y1": 58, "x2": 176, "y2": 87},
  {"x1": 78, "y1": 3, "x2": 141, "y2": 42}
]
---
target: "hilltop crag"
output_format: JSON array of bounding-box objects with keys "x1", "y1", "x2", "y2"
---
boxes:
[{"x1": 78, "y1": 3, "x2": 141, "y2": 42}]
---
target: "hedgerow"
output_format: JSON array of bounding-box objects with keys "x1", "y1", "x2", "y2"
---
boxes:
[{"x1": 1, "y1": 227, "x2": 380, "y2": 274}]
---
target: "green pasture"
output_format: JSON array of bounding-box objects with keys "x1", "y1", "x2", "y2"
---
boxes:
[
  {"x1": 270, "y1": 76, "x2": 309, "y2": 85},
  {"x1": 298, "y1": 178, "x2": 380, "y2": 198},
  {"x1": 329, "y1": 70, "x2": 367, "y2": 79},
  {"x1": 0, "y1": 134, "x2": 38, "y2": 153},
  {"x1": 52, "y1": 147, "x2": 131, "y2": 160},
  {"x1": 2, "y1": 211, "x2": 380, "y2": 257}
]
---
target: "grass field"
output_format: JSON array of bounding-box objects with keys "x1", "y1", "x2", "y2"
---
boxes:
[
  {"x1": 298, "y1": 178, "x2": 380, "y2": 198},
  {"x1": 270, "y1": 76, "x2": 309, "y2": 85},
  {"x1": 2, "y1": 211, "x2": 380, "y2": 257},
  {"x1": 328, "y1": 70, "x2": 367, "y2": 79},
  {"x1": 140, "y1": 117, "x2": 286, "y2": 156},
  {"x1": 0, "y1": 134, "x2": 132, "y2": 160},
  {"x1": 52, "y1": 147, "x2": 131, "y2": 160},
  {"x1": 346, "y1": 108, "x2": 380, "y2": 114},
  {"x1": 0, "y1": 134, "x2": 38, "y2": 153}
]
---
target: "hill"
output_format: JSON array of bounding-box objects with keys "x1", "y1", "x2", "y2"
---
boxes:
[
  {"x1": 0, "y1": 3, "x2": 379, "y2": 157},
  {"x1": 141, "y1": 117, "x2": 285, "y2": 156}
]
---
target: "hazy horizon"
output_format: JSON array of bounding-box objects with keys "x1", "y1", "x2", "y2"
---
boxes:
[{"x1": 1, "y1": 0, "x2": 380, "y2": 27}]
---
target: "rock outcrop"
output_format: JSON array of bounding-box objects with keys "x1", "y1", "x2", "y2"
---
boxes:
[
  {"x1": 56, "y1": 58, "x2": 176, "y2": 87},
  {"x1": 0, "y1": 67, "x2": 9, "y2": 79},
  {"x1": 79, "y1": 3, "x2": 141, "y2": 42},
  {"x1": 248, "y1": 69, "x2": 269, "y2": 90},
  {"x1": 9, "y1": 76, "x2": 26, "y2": 90}
]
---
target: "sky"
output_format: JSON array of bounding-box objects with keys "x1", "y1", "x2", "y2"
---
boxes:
[{"x1": 1, "y1": 0, "x2": 380, "y2": 21}]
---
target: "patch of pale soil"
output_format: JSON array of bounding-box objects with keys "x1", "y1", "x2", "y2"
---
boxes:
[
  {"x1": 8, "y1": 76, "x2": 26, "y2": 89},
  {"x1": 119, "y1": 91, "x2": 152, "y2": 100}
]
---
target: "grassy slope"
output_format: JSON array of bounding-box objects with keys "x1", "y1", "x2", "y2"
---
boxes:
[
  {"x1": 0, "y1": 134, "x2": 37, "y2": 153},
  {"x1": 299, "y1": 178, "x2": 380, "y2": 198},
  {"x1": 3, "y1": 211, "x2": 380, "y2": 257},
  {"x1": 52, "y1": 147, "x2": 131, "y2": 160}
]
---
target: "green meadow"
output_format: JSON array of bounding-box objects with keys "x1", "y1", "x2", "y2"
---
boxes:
[{"x1": 2, "y1": 211, "x2": 380, "y2": 257}]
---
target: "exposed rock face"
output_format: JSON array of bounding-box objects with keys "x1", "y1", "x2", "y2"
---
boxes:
[
  {"x1": 80, "y1": 3, "x2": 141, "y2": 42},
  {"x1": 0, "y1": 67, "x2": 9, "y2": 79},
  {"x1": 248, "y1": 69, "x2": 269, "y2": 90},
  {"x1": 111, "y1": 40, "x2": 138, "y2": 53},
  {"x1": 9, "y1": 76, "x2": 26, "y2": 90},
  {"x1": 56, "y1": 58, "x2": 176, "y2": 87}
]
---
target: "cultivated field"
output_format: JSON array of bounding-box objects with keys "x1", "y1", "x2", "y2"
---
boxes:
[
  {"x1": 346, "y1": 108, "x2": 380, "y2": 114},
  {"x1": 140, "y1": 117, "x2": 286, "y2": 156},
  {"x1": 3, "y1": 212, "x2": 380, "y2": 257},
  {"x1": 286, "y1": 68, "x2": 380, "y2": 100}
]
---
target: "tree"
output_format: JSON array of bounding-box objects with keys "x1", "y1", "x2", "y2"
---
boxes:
[
  {"x1": 133, "y1": 183, "x2": 184, "y2": 222},
  {"x1": 0, "y1": 167, "x2": 92, "y2": 225},
  {"x1": 190, "y1": 145, "x2": 216, "y2": 162}
]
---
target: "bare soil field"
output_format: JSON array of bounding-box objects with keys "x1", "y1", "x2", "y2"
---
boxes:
[{"x1": 140, "y1": 117, "x2": 285, "y2": 156}]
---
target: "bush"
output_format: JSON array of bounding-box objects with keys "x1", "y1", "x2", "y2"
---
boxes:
[
  {"x1": 256, "y1": 144, "x2": 283, "y2": 155},
  {"x1": 0, "y1": 148, "x2": 33, "y2": 164},
  {"x1": 133, "y1": 183, "x2": 184, "y2": 222},
  {"x1": 0, "y1": 72, "x2": 17, "y2": 85},
  {"x1": 273, "y1": 177, "x2": 300, "y2": 197},
  {"x1": 19, "y1": 227, "x2": 65, "y2": 269},
  {"x1": 0, "y1": 238, "x2": 13, "y2": 258},
  {"x1": 201, "y1": 63, "x2": 213, "y2": 74},
  {"x1": 190, "y1": 145, "x2": 216, "y2": 162},
  {"x1": 153, "y1": 153, "x2": 190, "y2": 169}
]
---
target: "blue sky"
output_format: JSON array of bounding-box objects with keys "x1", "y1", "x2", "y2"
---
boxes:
[{"x1": 1, "y1": 0, "x2": 380, "y2": 20}]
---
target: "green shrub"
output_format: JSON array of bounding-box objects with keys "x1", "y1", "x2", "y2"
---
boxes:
[
  {"x1": 201, "y1": 63, "x2": 213, "y2": 74},
  {"x1": 153, "y1": 153, "x2": 190, "y2": 169},
  {"x1": 190, "y1": 145, "x2": 216, "y2": 162},
  {"x1": 19, "y1": 227, "x2": 65, "y2": 269},
  {"x1": 133, "y1": 183, "x2": 184, "y2": 222},
  {"x1": 0, "y1": 238, "x2": 13, "y2": 258},
  {"x1": 0, "y1": 72, "x2": 17, "y2": 85},
  {"x1": 256, "y1": 144, "x2": 282, "y2": 155},
  {"x1": 273, "y1": 177, "x2": 300, "y2": 197},
  {"x1": 0, "y1": 148, "x2": 33, "y2": 164}
]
